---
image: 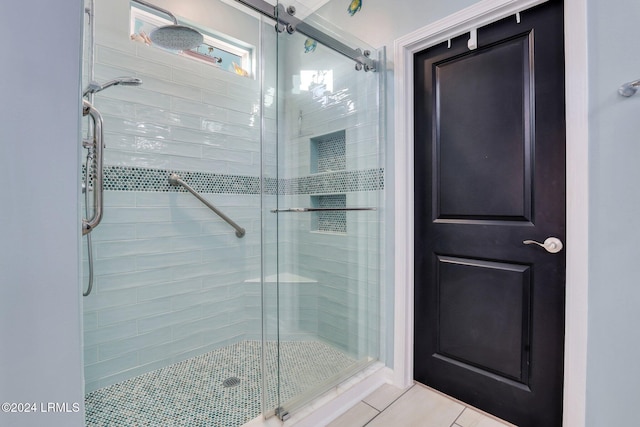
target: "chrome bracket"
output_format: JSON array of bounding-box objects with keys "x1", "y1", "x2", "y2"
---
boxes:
[
  {"x1": 234, "y1": 0, "x2": 377, "y2": 71},
  {"x1": 275, "y1": 407, "x2": 290, "y2": 421},
  {"x1": 619, "y1": 79, "x2": 640, "y2": 97}
]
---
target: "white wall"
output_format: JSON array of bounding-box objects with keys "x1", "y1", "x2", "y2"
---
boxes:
[
  {"x1": 0, "y1": 1, "x2": 86, "y2": 427},
  {"x1": 315, "y1": 0, "x2": 479, "y2": 57},
  {"x1": 585, "y1": 0, "x2": 640, "y2": 424}
]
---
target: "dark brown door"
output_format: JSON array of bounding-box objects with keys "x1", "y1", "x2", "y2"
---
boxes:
[{"x1": 413, "y1": 1, "x2": 565, "y2": 426}]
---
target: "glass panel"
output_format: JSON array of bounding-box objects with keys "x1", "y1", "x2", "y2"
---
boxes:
[
  {"x1": 81, "y1": 0, "x2": 382, "y2": 423},
  {"x1": 81, "y1": 1, "x2": 273, "y2": 425},
  {"x1": 261, "y1": 1, "x2": 281, "y2": 418},
  {"x1": 274, "y1": 1, "x2": 383, "y2": 415}
]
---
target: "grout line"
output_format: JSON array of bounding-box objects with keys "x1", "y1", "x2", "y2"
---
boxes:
[
  {"x1": 362, "y1": 384, "x2": 415, "y2": 425},
  {"x1": 452, "y1": 406, "x2": 467, "y2": 427},
  {"x1": 363, "y1": 411, "x2": 380, "y2": 426},
  {"x1": 361, "y1": 401, "x2": 379, "y2": 411},
  {"x1": 359, "y1": 401, "x2": 381, "y2": 427},
  {"x1": 373, "y1": 383, "x2": 416, "y2": 411},
  {"x1": 417, "y1": 382, "x2": 515, "y2": 427}
]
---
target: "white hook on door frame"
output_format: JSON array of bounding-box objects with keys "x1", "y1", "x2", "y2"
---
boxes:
[{"x1": 467, "y1": 29, "x2": 477, "y2": 50}]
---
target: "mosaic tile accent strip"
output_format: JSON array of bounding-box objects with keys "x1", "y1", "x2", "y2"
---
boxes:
[
  {"x1": 85, "y1": 340, "x2": 356, "y2": 427},
  {"x1": 85, "y1": 165, "x2": 383, "y2": 195},
  {"x1": 104, "y1": 166, "x2": 261, "y2": 194},
  {"x1": 264, "y1": 177, "x2": 279, "y2": 195},
  {"x1": 281, "y1": 168, "x2": 384, "y2": 195}
]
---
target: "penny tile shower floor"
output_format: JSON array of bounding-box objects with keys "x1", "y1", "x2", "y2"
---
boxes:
[{"x1": 85, "y1": 340, "x2": 356, "y2": 427}]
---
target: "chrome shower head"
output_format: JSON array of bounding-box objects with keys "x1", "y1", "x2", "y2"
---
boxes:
[
  {"x1": 130, "y1": 0, "x2": 203, "y2": 51},
  {"x1": 83, "y1": 77, "x2": 142, "y2": 97},
  {"x1": 150, "y1": 25, "x2": 204, "y2": 51}
]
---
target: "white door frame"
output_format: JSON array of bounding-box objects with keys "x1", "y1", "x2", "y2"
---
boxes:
[{"x1": 392, "y1": 0, "x2": 589, "y2": 425}]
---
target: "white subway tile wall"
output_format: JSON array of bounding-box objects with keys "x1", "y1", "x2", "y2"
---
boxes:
[
  {"x1": 83, "y1": 0, "x2": 266, "y2": 392},
  {"x1": 275, "y1": 35, "x2": 383, "y2": 360}
]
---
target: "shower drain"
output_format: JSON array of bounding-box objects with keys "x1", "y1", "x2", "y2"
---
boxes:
[{"x1": 222, "y1": 377, "x2": 241, "y2": 388}]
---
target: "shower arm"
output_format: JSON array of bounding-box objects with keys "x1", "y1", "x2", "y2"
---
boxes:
[
  {"x1": 130, "y1": 0, "x2": 178, "y2": 24},
  {"x1": 82, "y1": 99, "x2": 104, "y2": 235}
]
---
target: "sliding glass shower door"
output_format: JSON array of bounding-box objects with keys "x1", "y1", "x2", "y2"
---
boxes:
[
  {"x1": 270, "y1": 2, "x2": 383, "y2": 416},
  {"x1": 81, "y1": 0, "x2": 382, "y2": 424}
]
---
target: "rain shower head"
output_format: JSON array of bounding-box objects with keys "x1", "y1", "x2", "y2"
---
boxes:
[
  {"x1": 131, "y1": 0, "x2": 204, "y2": 51},
  {"x1": 83, "y1": 77, "x2": 142, "y2": 97},
  {"x1": 150, "y1": 25, "x2": 204, "y2": 51}
]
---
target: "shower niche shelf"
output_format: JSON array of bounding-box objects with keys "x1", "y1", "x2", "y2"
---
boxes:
[
  {"x1": 311, "y1": 194, "x2": 347, "y2": 234},
  {"x1": 310, "y1": 130, "x2": 346, "y2": 174},
  {"x1": 309, "y1": 130, "x2": 348, "y2": 234}
]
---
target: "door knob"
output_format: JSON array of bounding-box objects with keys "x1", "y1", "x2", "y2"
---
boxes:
[{"x1": 523, "y1": 237, "x2": 563, "y2": 253}]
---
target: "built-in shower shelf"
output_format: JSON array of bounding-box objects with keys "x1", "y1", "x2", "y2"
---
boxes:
[{"x1": 244, "y1": 272, "x2": 317, "y2": 283}]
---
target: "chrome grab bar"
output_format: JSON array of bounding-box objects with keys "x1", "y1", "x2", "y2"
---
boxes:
[
  {"x1": 82, "y1": 99, "x2": 104, "y2": 236},
  {"x1": 168, "y1": 174, "x2": 246, "y2": 238},
  {"x1": 271, "y1": 207, "x2": 377, "y2": 213}
]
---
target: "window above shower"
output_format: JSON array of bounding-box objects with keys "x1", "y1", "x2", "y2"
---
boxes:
[{"x1": 130, "y1": 2, "x2": 253, "y2": 77}]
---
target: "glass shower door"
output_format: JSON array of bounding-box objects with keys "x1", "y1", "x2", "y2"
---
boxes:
[
  {"x1": 81, "y1": 0, "x2": 381, "y2": 422},
  {"x1": 271, "y1": 2, "x2": 383, "y2": 416},
  {"x1": 82, "y1": 0, "x2": 279, "y2": 425}
]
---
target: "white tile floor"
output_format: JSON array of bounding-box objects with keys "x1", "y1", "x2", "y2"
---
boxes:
[{"x1": 327, "y1": 383, "x2": 516, "y2": 427}]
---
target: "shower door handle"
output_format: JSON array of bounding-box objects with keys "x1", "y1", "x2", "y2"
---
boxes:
[{"x1": 82, "y1": 99, "x2": 104, "y2": 235}]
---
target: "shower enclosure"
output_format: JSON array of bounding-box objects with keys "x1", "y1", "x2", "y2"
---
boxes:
[{"x1": 81, "y1": 0, "x2": 384, "y2": 425}]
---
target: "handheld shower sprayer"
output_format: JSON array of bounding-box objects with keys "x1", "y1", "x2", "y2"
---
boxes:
[{"x1": 83, "y1": 77, "x2": 143, "y2": 97}]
